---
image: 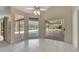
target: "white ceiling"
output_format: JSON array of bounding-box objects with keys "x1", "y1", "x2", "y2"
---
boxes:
[
  {"x1": 0, "y1": 6, "x2": 11, "y2": 20},
  {"x1": 14, "y1": 6, "x2": 50, "y2": 14}
]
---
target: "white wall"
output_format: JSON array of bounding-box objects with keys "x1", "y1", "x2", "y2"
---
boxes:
[
  {"x1": 72, "y1": 7, "x2": 78, "y2": 49},
  {"x1": 72, "y1": 7, "x2": 79, "y2": 49}
]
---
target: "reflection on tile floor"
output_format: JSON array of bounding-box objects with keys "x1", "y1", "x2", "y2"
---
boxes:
[{"x1": 0, "y1": 39, "x2": 78, "y2": 52}]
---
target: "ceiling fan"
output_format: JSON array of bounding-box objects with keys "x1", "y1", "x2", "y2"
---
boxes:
[
  {"x1": 26, "y1": 6, "x2": 47, "y2": 15},
  {"x1": 26, "y1": 6, "x2": 47, "y2": 11}
]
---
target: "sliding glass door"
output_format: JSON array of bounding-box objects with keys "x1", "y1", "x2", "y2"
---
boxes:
[
  {"x1": 28, "y1": 19, "x2": 39, "y2": 39},
  {"x1": 15, "y1": 19, "x2": 24, "y2": 42},
  {"x1": 19, "y1": 20, "x2": 24, "y2": 40}
]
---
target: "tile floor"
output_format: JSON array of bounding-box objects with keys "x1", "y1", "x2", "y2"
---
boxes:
[
  {"x1": 0, "y1": 39, "x2": 78, "y2": 52},
  {"x1": 14, "y1": 30, "x2": 64, "y2": 42}
]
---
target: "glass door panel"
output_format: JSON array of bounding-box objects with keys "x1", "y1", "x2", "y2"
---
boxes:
[
  {"x1": 19, "y1": 20, "x2": 24, "y2": 40},
  {"x1": 14, "y1": 14, "x2": 24, "y2": 42},
  {"x1": 28, "y1": 20, "x2": 39, "y2": 39},
  {"x1": 15, "y1": 21, "x2": 20, "y2": 41}
]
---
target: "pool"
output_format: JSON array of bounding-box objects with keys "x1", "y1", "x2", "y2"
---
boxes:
[
  {"x1": 29, "y1": 30, "x2": 39, "y2": 37},
  {"x1": 15, "y1": 30, "x2": 39, "y2": 40}
]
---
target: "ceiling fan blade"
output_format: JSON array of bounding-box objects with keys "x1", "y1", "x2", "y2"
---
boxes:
[
  {"x1": 40, "y1": 8, "x2": 47, "y2": 11},
  {"x1": 26, "y1": 7, "x2": 47, "y2": 11},
  {"x1": 26, "y1": 8, "x2": 34, "y2": 10}
]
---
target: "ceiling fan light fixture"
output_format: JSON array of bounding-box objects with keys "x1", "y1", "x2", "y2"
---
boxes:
[
  {"x1": 34, "y1": 10, "x2": 37, "y2": 15},
  {"x1": 37, "y1": 10, "x2": 40, "y2": 15},
  {"x1": 33, "y1": 6, "x2": 41, "y2": 15}
]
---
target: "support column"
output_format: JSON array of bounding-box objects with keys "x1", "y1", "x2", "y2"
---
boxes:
[
  {"x1": 39, "y1": 16, "x2": 45, "y2": 39},
  {"x1": 24, "y1": 15, "x2": 29, "y2": 40},
  {"x1": 10, "y1": 7, "x2": 16, "y2": 44},
  {"x1": 72, "y1": 7, "x2": 78, "y2": 49}
]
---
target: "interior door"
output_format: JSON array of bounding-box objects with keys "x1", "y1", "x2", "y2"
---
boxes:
[{"x1": 3, "y1": 16, "x2": 8, "y2": 41}]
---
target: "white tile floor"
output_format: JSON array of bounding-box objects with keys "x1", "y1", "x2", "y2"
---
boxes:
[{"x1": 0, "y1": 39, "x2": 78, "y2": 52}]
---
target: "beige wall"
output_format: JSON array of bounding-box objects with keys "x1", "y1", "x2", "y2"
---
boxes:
[
  {"x1": 41, "y1": 6, "x2": 72, "y2": 43},
  {"x1": 39, "y1": 16, "x2": 45, "y2": 39}
]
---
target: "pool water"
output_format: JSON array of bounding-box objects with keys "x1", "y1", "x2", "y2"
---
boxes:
[
  {"x1": 15, "y1": 30, "x2": 39, "y2": 39},
  {"x1": 29, "y1": 30, "x2": 39, "y2": 37}
]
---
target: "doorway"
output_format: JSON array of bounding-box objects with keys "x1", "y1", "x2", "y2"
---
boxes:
[
  {"x1": 28, "y1": 18, "x2": 39, "y2": 39},
  {"x1": 0, "y1": 19, "x2": 3, "y2": 41},
  {"x1": 0, "y1": 16, "x2": 9, "y2": 42},
  {"x1": 45, "y1": 19, "x2": 64, "y2": 41},
  {"x1": 14, "y1": 14, "x2": 24, "y2": 42}
]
